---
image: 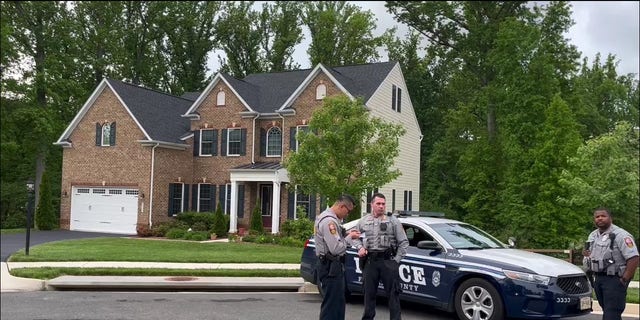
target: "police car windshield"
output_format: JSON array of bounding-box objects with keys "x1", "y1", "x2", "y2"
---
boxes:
[{"x1": 431, "y1": 223, "x2": 505, "y2": 249}]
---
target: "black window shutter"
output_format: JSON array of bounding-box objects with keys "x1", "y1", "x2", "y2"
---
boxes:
[
  {"x1": 221, "y1": 129, "x2": 227, "y2": 156},
  {"x1": 95, "y1": 123, "x2": 101, "y2": 146},
  {"x1": 191, "y1": 184, "x2": 198, "y2": 211},
  {"x1": 240, "y1": 128, "x2": 247, "y2": 156},
  {"x1": 237, "y1": 185, "x2": 245, "y2": 218},
  {"x1": 219, "y1": 184, "x2": 226, "y2": 210},
  {"x1": 320, "y1": 195, "x2": 326, "y2": 213},
  {"x1": 183, "y1": 184, "x2": 189, "y2": 212},
  {"x1": 193, "y1": 131, "x2": 200, "y2": 156},
  {"x1": 260, "y1": 128, "x2": 266, "y2": 156},
  {"x1": 168, "y1": 184, "x2": 176, "y2": 216},
  {"x1": 392, "y1": 189, "x2": 396, "y2": 212},
  {"x1": 408, "y1": 191, "x2": 412, "y2": 211},
  {"x1": 309, "y1": 193, "x2": 316, "y2": 219},
  {"x1": 110, "y1": 122, "x2": 116, "y2": 145},
  {"x1": 391, "y1": 85, "x2": 396, "y2": 111},
  {"x1": 404, "y1": 191, "x2": 408, "y2": 211},
  {"x1": 287, "y1": 189, "x2": 295, "y2": 219},
  {"x1": 212, "y1": 130, "x2": 218, "y2": 156},
  {"x1": 290, "y1": 127, "x2": 296, "y2": 151},
  {"x1": 211, "y1": 185, "x2": 217, "y2": 210},
  {"x1": 366, "y1": 190, "x2": 373, "y2": 213},
  {"x1": 397, "y1": 88, "x2": 402, "y2": 113}
]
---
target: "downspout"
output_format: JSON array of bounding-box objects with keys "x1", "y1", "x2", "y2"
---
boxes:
[
  {"x1": 148, "y1": 143, "x2": 160, "y2": 227},
  {"x1": 251, "y1": 113, "x2": 260, "y2": 164}
]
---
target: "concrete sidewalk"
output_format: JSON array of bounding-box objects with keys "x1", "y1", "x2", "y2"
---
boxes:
[{"x1": 1, "y1": 262, "x2": 638, "y2": 318}]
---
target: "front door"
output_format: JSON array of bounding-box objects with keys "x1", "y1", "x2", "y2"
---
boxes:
[{"x1": 260, "y1": 184, "x2": 272, "y2": 228}]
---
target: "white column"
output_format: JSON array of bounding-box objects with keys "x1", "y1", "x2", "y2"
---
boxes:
[
  {"x1": 229, "y1": 181, "x2": 238, "y2": 234},
  {"x1": 271, "y1": 181, "x2": 281, "y2": 234}
]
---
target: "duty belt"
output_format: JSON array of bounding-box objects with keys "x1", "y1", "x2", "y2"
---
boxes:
[
  {"x1": 368, "y1": 250, "x2": 393, "y2": 260},
  {"x1": 318, "y1": 254, "x2": 345, "y2": 263}
]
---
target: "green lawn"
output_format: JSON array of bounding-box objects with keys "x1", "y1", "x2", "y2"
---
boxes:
[{"x1": 9, "y1": 237, "x2": 301, "y2": 263}]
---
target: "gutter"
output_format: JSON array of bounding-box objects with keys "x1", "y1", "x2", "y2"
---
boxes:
[{"x1": 251, "y1": 113, "x2": 260, "y2": 164}]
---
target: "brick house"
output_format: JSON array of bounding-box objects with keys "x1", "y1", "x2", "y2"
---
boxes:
[{"x1": 54, "y1": 61, "x2": 422, "y2": 235}]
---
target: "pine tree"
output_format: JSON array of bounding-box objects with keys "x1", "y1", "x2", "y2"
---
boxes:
[
  {"x1": 35, "y1": 170, "x2": 58, "y2": 230},
  {"x1": 250, "y1": 198, "x2": 264, "y2": 234},
  {"x1": 212, "y1": 202, "x2": 227, "y2": 237}
]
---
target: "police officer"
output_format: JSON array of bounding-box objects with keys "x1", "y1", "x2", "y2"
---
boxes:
[
  {"x1": 314, "y1": 194, "x2": 360, "y2": 320},
  {"x1": 351, "y1": 193, "x2": 409, "y2": 320},
  {"x1": 583, "y1": 208, "x2": 638, "y2": 320}
]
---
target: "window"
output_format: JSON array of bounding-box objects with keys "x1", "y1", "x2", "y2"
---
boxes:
[
  {"x1": 216, "y1": 91, "x2": 225, "y2": 106},
  {"x1": 266, "y1": 126, "x2": 282, "y2": 156},
  {"x1": 96, "y1": 122, "x2": 116, "y2": 146},
  {"x1": 315, "y1": 84, "x2": 326, "y2": 100},
  {"x1": 200, "y1": 130, "x2": 215, "y2": 156},
  {"x1": 102, "y1": 123, "x2": 111, "y2": 146},
  {"x1": 198, "y1": 184, "x2": 212, "y2": 212},
  {"x1": 169, "y1": 183, "x2": 184, "y2": 216},
  {"x1": 227, "y1": 128, "x2": 242, "y2": 156},
  {"x1": 295, "y1": 186, "x2": 311, "y2": 219},
  {"x1": 296, "y1": 125, "x2": 309, "y2": 151},
  {"x1": 391, "y1": 85, "x2": 402, "y2": 113}
]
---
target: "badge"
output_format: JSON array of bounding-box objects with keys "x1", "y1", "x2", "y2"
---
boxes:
[
  {"x1": 602, "y1": 234, "x2": 609, "y2": 242},
  {"x1": 432, "y1": 270, "x2": 441, "y2": 287},
  {"x1": 624, "y1": 237, "x2": 635, "y2": 248},
  {"x1": 329, "y1": 222, "x2": 337, "y2": 235}
]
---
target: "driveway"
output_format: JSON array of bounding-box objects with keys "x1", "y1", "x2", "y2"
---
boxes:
[{"x1": 1, "y1": 230, "x2": 127, "y2": 261}]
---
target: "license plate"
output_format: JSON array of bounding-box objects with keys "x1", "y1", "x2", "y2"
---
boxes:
[{"x1": 580, "y1": 296, "x2": 591, "y2": 310}]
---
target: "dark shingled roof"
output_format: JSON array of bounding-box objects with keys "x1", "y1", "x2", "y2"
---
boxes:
[
  {"x1": 104, "y1": 62, "x2": 397, "y2": 144},
  {"x1": 232, "y1": 161, "x2": 282, "y2": 170},
  {"x1": 107, "y1": 79, "x2": 192, "y2": 144}
]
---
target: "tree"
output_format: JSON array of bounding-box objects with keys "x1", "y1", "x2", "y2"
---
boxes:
[
  {"x1": 302, "y1": 1, "x2": 385, "y2": 67},
  {"x1": 284, "y1": 95, "x2": 405, "y2": 213},
  {"x1": 35, "y1": 169, "x2": 58, "y2": 230},
  {"x1": 258, "y1": 1, "x2": 304, "y2": 72},
  {"x1": 559, "y1": 121, "x2": 639, "y2": 239},
  {"x1": 250, "y1": 198, "x2": 264, "y2": 234},
  {"x1": 212, "y1": 202, "x2": 227, "y2": 237}
]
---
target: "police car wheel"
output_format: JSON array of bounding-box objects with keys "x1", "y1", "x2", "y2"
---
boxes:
[{"x1": 454, "y1": 278, "x2": 504, "y2": 320}]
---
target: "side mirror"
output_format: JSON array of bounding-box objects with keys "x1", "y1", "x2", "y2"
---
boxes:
[
  {"x1": 417, "y1": 240, "x2": 442, "y2": 251},
  {"x1": 508, "y1": 237, "x2": 517, "y2": 248}
]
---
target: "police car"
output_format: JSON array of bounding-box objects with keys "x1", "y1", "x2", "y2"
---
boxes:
[{"x1": 300, "y1": 211, "x2": 592, "y2": 320}]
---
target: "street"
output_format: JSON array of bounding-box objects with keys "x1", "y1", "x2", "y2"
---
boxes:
[{"x1": 1, "y1": 291, "x2": 634, "y2": 320}]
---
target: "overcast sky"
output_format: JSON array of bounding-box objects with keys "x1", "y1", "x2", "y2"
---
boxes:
[{"x1": 208, "y1": 1, "x2": 639, "y2": 79}]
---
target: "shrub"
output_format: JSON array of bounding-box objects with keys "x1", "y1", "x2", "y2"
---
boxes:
[
  {"x1": 35, "y1": 171, "x2": 58, "y2": 230},
  {"x1": 276, "y1": 236, "x2": 305, "y2": 247},
  {"x1": 191, "y1": 221, "x2": 208, "y2": 232},
  {"x1": 185, "y1": 231, "x2": 208, "y2": 241},
  {"x1": 212, "y1": 202, "x2": 227, "y2": 237},
  {"x1": 281, "y1": 216, "x2": 314, "y2": 241},
  {"x1": 250, "y1": 199, "x2": 264, "y2": 234},
  {"x1": 175, "y1": 211, "x2": 215, "y2": 230},
  {"x1": 166, "y1": 228, "x2": 186, "y2": 239}
]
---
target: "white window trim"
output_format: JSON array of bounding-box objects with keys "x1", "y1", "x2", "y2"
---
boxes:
[
  {"x1": 294, "y1": 185, "x2": 310, "y2": 220},
  {"x1": 101, "y1": 123, "x2": 111, "y2": 146},
  {"x1": 171, "y1": 183, "x2": 184, "y2": 216},
  {"x1": 296, "y1": 125, "x2": 309, "y2": 151},
  {"x1": 227, "y1": 128, "x2": 241, "y2": 156},
  {"x1": 266, "y1": 126, "x2": 282, "y2": 157},
  {"x1": 216, "y1": 91, "x2": 226, "y2": 106},
  {"x1": 199, "y1": 129, "x2": 214, "y2": 156},
  {"x1": 198, "y1": 183, "x2": 212, "y2": 212},
  {"x1": 315, "y1": 84, "x2": 326, "y2": 100},
  {"x1": 224, "y1": 183, "x2": 232, "y2": 214}
]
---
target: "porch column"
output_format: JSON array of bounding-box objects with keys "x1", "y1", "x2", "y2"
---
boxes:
[
  {"x1": 271, "y1": 181, "x2": 281, "y2": 234},
  {"x1": 229, "y1": 180, "x2": 238, "y2": 234}
]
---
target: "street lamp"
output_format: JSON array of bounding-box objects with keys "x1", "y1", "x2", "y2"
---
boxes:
[{"x1": 25, "y1": 179, "x2": 35, "y2": 256}]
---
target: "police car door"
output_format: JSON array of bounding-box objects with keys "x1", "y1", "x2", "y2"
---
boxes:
[{"x1": 399, "y1": 223, "x2": 450, "y2": 307}]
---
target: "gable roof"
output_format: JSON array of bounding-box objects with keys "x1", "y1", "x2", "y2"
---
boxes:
[
  {"x1": 184, "y1": 61, "x2": 398, "y2": 115},
  {"x1": 55, "y1": 78, "x2": 192, "y2": 147}
]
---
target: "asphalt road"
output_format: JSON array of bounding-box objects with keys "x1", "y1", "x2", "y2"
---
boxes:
[{"x1": 1, "y1": 230, "x2": 125, "y2": 261}]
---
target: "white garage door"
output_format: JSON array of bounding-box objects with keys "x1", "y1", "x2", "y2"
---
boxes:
[{"x1": 70, "y1": 187, "x2": 138, "y2": 234}]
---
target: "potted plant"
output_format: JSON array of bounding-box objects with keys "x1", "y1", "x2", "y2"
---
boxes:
[{"x1": 210, "y1": 232, "x2": 217, "y2": 240}]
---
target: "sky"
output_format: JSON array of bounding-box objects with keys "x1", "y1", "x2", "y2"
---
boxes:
[{"x1": 207, "y1": 1, "x2": 639, "y2": 79}]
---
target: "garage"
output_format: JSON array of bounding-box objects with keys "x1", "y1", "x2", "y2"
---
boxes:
[{"x1": 70, "y1": 187, "x2": 139, "y2": 234}]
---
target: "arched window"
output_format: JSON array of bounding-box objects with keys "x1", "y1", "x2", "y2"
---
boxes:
[
  {"x1": 216, "y1": 91, "x2": 226, "y2": 106},
  {"x1": 315, "y1": 84, "x2": 326, "y2": 100},
  {"x1": 101, "y1": 123, "x2": 111, "y2": 146},
  {"x1": 266, "y1": 126, "x2": 282, "y2": 156}
]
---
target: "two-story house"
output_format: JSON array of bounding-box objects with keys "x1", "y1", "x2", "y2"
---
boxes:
[{"x1": 54, "y1": 61, "x2": 422, "y2": 235}]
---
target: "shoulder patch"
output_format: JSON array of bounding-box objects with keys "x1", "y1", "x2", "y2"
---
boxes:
[
  {"x1": 329, "y1": 222, "x2": 337, "y2": 235},
  {"x1": 624, "y1": 237, "x2": 635, "y2": 248}
]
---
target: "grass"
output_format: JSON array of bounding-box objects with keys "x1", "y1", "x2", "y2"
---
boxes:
[
  {"x1": 8, "y1": 237, "x2": 301, "y2": 263},
  {"x1": 1, "y1": 228, "x2": 28, "y2": 234},
  {"x1": 10, "y1": 267, "x2": 300, "y2": 280}
]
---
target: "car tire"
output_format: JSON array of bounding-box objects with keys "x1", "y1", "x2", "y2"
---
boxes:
[{"x1": 454, "y1": 278, "x2": 504, "y2": 320}]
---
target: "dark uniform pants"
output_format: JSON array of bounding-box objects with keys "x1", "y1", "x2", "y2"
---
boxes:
[
  {"x1": 594, "y1": 274, "x2": 628, "y2": 320},
  {"x1": 317, "y1": 258, "x2": 345, "y2": 320},
  {"x1": 362, "y1": 256, "x2": 401, "y2": 320}
]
